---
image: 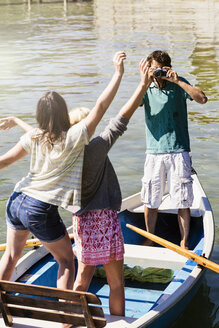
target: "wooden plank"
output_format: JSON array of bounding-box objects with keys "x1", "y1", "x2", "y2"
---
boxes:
[
  {"x1": 0, "y1": 281, "x2": 101, "y2": 304},
  {"x1": 9, "y1": 306, "x2": 106, "y2": 327},
  {"x1": 9, "y1": 306, "x2": 87, "y2": 325},
  {"x1": 5, "y1": 294, "x2": 104, "y2": 317},
  {"x1": 0, "y1": 292, "x2": 13, "y2": 327},
  {"x1": 5, "y1": 294, "x2": 82, "y2": 314},
  {"x1": 80, "y1": 294, "x2": 95, "y2": 328},
  {"x1": 0, "y1": 280, "x2": 106, "y2": 328}
]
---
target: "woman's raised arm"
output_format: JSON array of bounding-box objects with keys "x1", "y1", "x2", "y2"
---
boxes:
[
  {"x1": 0, "y1": 116, "x2": 33, "y2": 132},
  {"x1": 119, "y1": 58, "x2": 151, "y2": 120},
  {"x1": 85, "y1": 51, "x2": 126, "y2": 138}
]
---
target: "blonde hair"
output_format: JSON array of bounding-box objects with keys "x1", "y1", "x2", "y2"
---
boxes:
[{"x1": 69, "y1": 107, "x2": 90, "y2": 126}]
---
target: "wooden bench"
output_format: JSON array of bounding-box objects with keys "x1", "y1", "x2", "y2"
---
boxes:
[
  {"x1": 124, "y1": 244, "x2": 187, "y2": 270},
  {"x1": 0, "y1": 280, "x2": 106, "y2": 328}
]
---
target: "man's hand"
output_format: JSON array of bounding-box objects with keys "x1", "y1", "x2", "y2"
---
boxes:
[
  {"x1": 162, "y1": 67, "x2": 208, "y2": 104},
  {"x1": 162, "y1": 67, "x2": 179, "y2": 83}
]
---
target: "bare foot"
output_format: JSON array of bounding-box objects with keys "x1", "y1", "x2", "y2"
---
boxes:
[{"x1": 180, "y1": 241, "x2": 189, "y2": 250}]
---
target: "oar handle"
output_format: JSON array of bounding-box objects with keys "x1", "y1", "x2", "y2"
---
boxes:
[
  {"x1": 0, "y1": 233, "x2": 74, "y2": 252},
  {"x1": 126, "y1": 224, "x2": 219, "y2": 274}
]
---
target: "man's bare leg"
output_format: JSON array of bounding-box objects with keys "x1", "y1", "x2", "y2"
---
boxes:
[
  {"x1": 178, "y1": 208, "x2": 190, "y2": 249},
  {"x1": 143, "y1": 206, "x2": 158, "y2": 246}
]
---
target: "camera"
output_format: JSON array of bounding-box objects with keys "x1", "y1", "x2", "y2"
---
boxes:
[{"x1": 153, "y1": 67, "x2": 167, "y2": 78}]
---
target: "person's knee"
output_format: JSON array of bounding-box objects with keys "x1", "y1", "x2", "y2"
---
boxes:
[
  {"x1": 148, "y1": 207, "x2": 158, "y2": 213},
  {"x1": 5, "y1": 248, "x2": 22, "y2": 263},
  {"x1": 74, "y1": 266, "x2": 95, "y2": 291},
  {"x1": 74, "y1": 272, "x2": 91, "y2": 291},
  {"x1": 107, "y1": 274, "x2": 124, "y2": 291},
  {"x1": 74, "y1": 279, "x2": 88, "y2": 291},
  {"x1": 58, "y1": 254, "x2": 74, "y2": 270},
  {"x1": 178, "y1": 208, "x2": 190, "y2": 215}
]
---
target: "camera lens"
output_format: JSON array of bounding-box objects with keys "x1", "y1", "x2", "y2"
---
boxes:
[{"x1": 154, "y1": 68, "x2": 167, "y2": 77}]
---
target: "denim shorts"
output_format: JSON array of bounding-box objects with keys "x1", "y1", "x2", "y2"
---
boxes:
[{"x1": 6, "y1": 192, "x2": 66, "y2": 242}]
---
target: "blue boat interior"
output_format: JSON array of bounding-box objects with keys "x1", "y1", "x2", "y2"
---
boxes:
[
  {"x1": 119, "y1": 210, "x2": 203, "y2": 250},
  {"x1": 17, "y1": 210, "x2": 204, "y2": 319}
]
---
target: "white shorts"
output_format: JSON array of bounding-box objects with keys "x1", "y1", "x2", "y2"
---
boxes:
[{"x1": 141, "y1": 152, "x2": 194, "y2": 209}]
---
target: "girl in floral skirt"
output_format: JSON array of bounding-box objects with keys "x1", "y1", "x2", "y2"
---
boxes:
[{"x1": 70, "y1": 57, "x2": 150, "y2": 316}]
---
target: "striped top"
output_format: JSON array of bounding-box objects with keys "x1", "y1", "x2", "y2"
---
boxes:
[{"x1": 14, "y1": 121, "x2": 89, "y2": 211}]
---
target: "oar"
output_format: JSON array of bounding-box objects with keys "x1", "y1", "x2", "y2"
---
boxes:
[
  {"x1": 0, "y1": 233, "x2": 74, "y2": 252},
  {"x1": 126, "y1": 223, "x2": 219, "y2": 274}
]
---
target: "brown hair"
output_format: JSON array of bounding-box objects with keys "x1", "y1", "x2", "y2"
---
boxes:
[
  {"x1": 147, "y1": 50, "x2": 172, "y2": 67},
  {"x1": 33, "y1": 91, "x2": 71, "y2": 150}
]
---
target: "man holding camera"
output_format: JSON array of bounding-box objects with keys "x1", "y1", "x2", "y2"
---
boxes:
[{"x1": 140, "y1": 50, "x2": 208, "y2": 249}]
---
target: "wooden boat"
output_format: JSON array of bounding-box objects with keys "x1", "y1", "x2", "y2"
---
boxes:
[{"x1": 0, "y1": 170, "x2": 215, "y2": 328}]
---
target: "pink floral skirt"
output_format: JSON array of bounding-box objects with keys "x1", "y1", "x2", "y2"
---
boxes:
[{"x1": 72, "y1": 209, "x2": 124, "y2": 265}]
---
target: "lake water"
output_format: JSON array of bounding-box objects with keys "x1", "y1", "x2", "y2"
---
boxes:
[{"x1": 0, "y1": 0, "x2": 218, "y2": 326}]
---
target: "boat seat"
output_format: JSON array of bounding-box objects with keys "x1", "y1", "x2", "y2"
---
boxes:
[
  {"x1": 124, "y1": 244, "x2": 187, "y2": 270},
  {"x1": 73, "y1": 245, "x2": 187, "y2": 270},
  {"x1": 0, "y1": 280, "x2": 106, "y2": 328},
  {"x1": 132, "y1": 204, "x2": 201, "y2": 217},
  {"x1": 123, "y1": 191, "x2": 202, "y2": 217}
]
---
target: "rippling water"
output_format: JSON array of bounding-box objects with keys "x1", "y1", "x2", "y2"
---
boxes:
[{"x1": 0, "y1": 0, "x2": 218, "y2": 326}]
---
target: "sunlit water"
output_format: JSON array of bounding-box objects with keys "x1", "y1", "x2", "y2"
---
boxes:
[{"x1": 0, "y1": 0, "x2": 218, "y2": 326}]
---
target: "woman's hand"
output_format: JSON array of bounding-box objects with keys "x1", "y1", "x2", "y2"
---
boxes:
[
  {"x1": 0, "y1": 117, "x2": 17, "y2": 130},
  {"x1": 0, "y1": 116, "x2": 33, "y2": 132},
  {"x1": 84, "y1": 51, "x2": 126, "y2": 138},
  {"x1": 139, "y1": 59, "x2": 153, "y2": 86},
  {"x1": 113, "y1": 51, "x2": 126, "y2": 76}
]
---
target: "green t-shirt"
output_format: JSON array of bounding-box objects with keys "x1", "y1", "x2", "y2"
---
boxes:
[{"x1": 142, "y1": 77, "x2": 192, "y2": 154}]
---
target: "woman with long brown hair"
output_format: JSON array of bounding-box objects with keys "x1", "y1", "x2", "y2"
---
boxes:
[{"x1": 0, "y1": 51, "x2": 126, "y2": 293}]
